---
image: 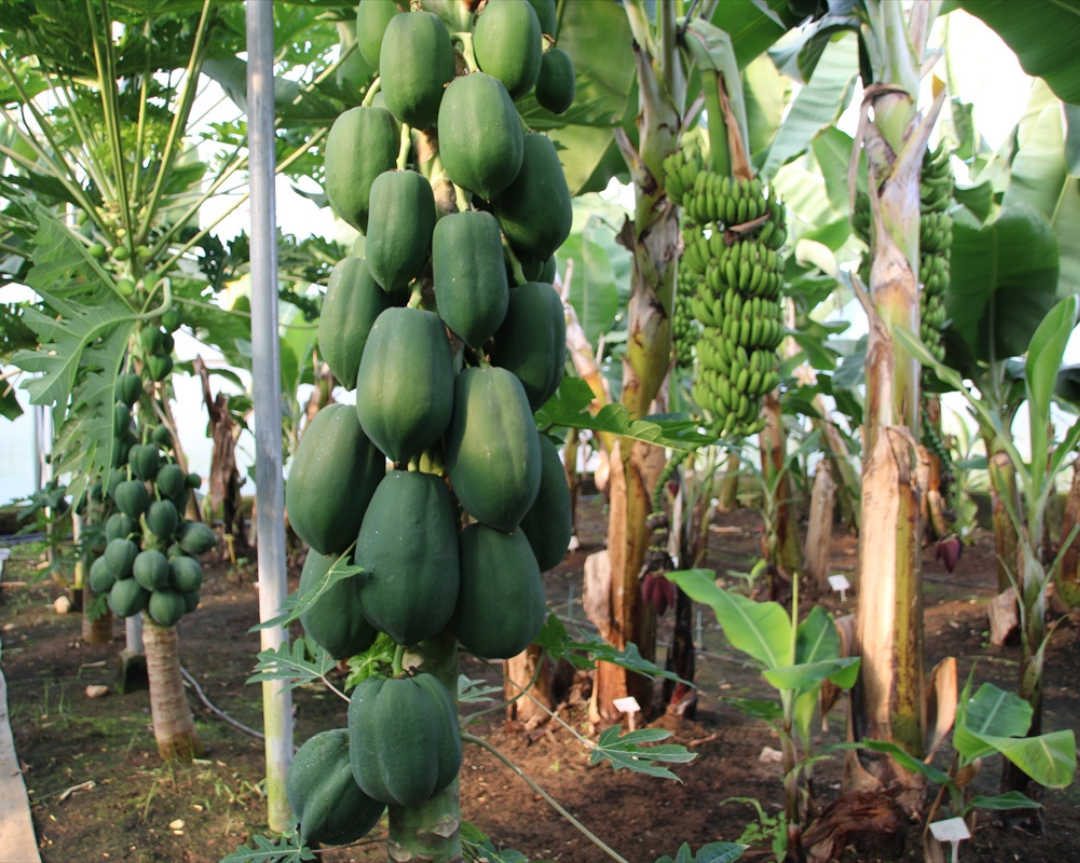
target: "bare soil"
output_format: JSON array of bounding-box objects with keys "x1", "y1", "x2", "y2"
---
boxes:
[{"x1": 1, "y1": 497, "x2": 1078, "y2": 863}]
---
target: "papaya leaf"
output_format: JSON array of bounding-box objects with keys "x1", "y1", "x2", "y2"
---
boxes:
[
  {"x1": 590, "y1": 725, "x2": 696, "y2": 781},
  {"x1": 461, "y1": 822, "x2": 541, "y2": 863},
  {"x1": 220, "y1": 830, "x2": 314, "y2": 863},
  {"x1": 249, "y1": 549, "x2": 360, "y2": 632},
  {"x1": 344, "y1": 632, "x2": 396, "y2": 690},
  {"x1": 535, "y1": 376, "x2": 714, "y2": 451},
  {"x1": 458, "y1": 675, "x2": 502, "y2": 705},
  {"x1": 247, "y1": 636, "x2": 336, "y2": 690}
]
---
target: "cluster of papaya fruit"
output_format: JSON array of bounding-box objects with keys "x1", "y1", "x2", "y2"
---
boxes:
[
  {"x1": 664, "y1": 149, "x2": 788, "y2": 437},
  {"x1": 85, "y1": 367, "x2": 216, "y2": 627},
  {"x1": 285, "y1": 0, "x2": 576, "y2": 846}
]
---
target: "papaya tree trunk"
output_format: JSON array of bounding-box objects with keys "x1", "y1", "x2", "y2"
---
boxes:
[
  {"x1": 846, "y1": 0, "x2": 944, "y2": 807},
  {"x1": 142, "y1": 619, "x2": 203, "y2": 762},
  {"x1": 590, "y1": 1, "x2": 683, "y2": 724},
  {"x1": 80, "y1": 586, "x2": 113, "y2": 645},
  {"x1": 390, "y1": 633, "x2": 462, "y2": 862}
]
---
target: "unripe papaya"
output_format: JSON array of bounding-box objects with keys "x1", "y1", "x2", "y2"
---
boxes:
[
  {"x1": 177, "y1": 521, "x2": 217, "y2": 556},
  {"x1": 151, "y1": 424, "x2": 173, "y2": 449},
  {"x1": 89, "y1": 556, "x2": 118, "y2": 594},
  {"x1": 182, "y1": 590, "x2": 200, "y2": 613},
  {"x1": 129, "y1": 444, "x2": 160, "y2": 482},
  {"x1": 355, "y1": 470, "x2": 459, "y2": 646},
  {"x1": 490, "y1": 281, "x2": 566, "y2": 411},
  {"x1": 286, "y1": 405, "x2": 385, "y2": 556},
  {"x1": 527, "y1": 0, "x2": 557, "y2": 37},
  {"x1": 109, "y1": 577, "x2": 149, "y2": 617},
  {"x1": 299, "y1": 550, "x2": 377, "y2": 660},
  {"x1": 105, "y1": 512, "x2": 137, "y2": 543},
  {"x1": 535, "y1": 48, "x2": 576, "y2": 115},
  {"x1": 437, "y1": 73, "x2": 523, "y2": 201},
  {"x1": 519, "y1": 434, "x2": 573, "y2": 571},
  {"x1": 148, "y1": 589, "x2": 185, "y2": 626},
  {"x1": 365, "y1": 170, "x2": 436, "y2": 292},
  {"x1": 348, "y1": 673, "x2": 462, "y2": 807},
  {"x1": 452, "y1": 523, "x2": 546, "y2": 659},
  {"x1": 113, "y1": 403, "x2": 130, "y2": 437},
  {"x1": 379, "y1": 11, "x2": 455, "y2": 129},
  {"x1": 493, "y1": 133, "x2": 573, "y2": 261},
  {"x1": 105, "y1": 538, "x2": 139, "y2": 579},
  {"x1": 169, "y1": 556, "x2": 204, "y2": 593},
  {"x1": 146, "y1": 499, "x2": 179, "y2": 540},
  {"x1": 356, "y1": 0, "x2": 401, "y2": 69},
  {"x1": 155, "y1": 464, "x2": 188, "y2": 502},
  {"x1": 324, "y1": 106, "x2": 399, "y2": 234},
  {"x1": 445, "y1": 367, "x2": 541, "y2": 532},
  {"x1": 117, "y1": 373, "x2": 142, "y2": 407},
  {"x1": 474, "y1": 0, "x2": 543, "y2": 100},
  {"x1": 288, "y1": 729, "x2": 384, "y2": 847},
  {"x1": 146, "y1": 354, "x2": 172, "y2": 382},
  {"x1": 432, "y1": 211, "x2": 508, "y2": 349},
  {"x1": 133, "y1": 550, "x2": 171, "y2": 591},
  {"x1": 318, "y1": 258, "x2": 391, "y2": 391},
  {"x1": 354, "y1": 308, "x2": 453, "y2": 464}
]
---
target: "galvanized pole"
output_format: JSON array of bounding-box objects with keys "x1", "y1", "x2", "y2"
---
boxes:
[{"x1": 246, "y1": 0, "x2": 293, "y2": 833}]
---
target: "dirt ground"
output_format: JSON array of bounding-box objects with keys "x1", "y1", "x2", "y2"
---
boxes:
[{"x1": 1, "y1": 496, "x2": 1078, "y2": 863}]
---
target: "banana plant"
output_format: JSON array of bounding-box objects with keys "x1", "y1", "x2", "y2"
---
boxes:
[
  {"x1": 664, "y1": 568, "x2": 859, "y2": 858},
  {"x1": 898, "y1": 293, "x2": 1080, "y2": 805},
  {"x1": 833, "y1": 672, "x2": 1075, "y2": 861}
]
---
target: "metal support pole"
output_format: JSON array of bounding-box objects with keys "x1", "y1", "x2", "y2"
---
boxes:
[{"x1": 246, "y1": 0, "x2": 293, "y2": 833}]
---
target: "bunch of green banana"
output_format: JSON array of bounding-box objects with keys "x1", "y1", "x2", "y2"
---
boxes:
[
  {"x1": 672, "y1": 267, "x2": 700, "y2": 371},
  {"x1": 919, "y1": 143, "x2": 954, "y2": 372},
  {"x1": 664, "y1": 152, "x2": 787, "y2": 438}
]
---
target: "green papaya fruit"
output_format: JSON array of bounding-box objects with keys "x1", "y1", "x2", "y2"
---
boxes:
[
  {"x1": 146, "y1": 354, "x2": 172, "y2": 382},
  {"x1": 437, "y1": 73, "x2": 524, "y2": 201},
  {"x1": 379, "y1": 11, "x2": 455, "y2": 129},
  {"x1": 160, "y1": 308, "x2": 182, "y2": 333},
  {"x1": 445, "y1": 367, "x2": 541, "y2": 532},
  {"x1": 354, "y1": 308, "x2": 453, "y2": 464},
  {"x1": 109, "y1": 578, "x2": 149, "y2": 617},
  {"x1": 527, "y1": 0, "x2": 557, "y2": 36},
  {"x1": 491, "y1": 281, "x2": 566, "y2": 411},
  {"x1": 104, "y1": 538, "x2": 139, "y2": 579},
  {"x1": 452, "y1": 523, "x2": 546, "y2": 659},
  {"x1": 107, "y1": 468, "x2": 126, "y2": 497},
  {"x1": 432, "y1": 211, "x2": 509, "y2": 349},
  {"x1": 474, "y1": 0, "x2": 543, "y2": 100},
  {"x1": 365, "y1": 170, "x2": 436, "y2": 292},
  {"x1": 539, "y1": 254, "x2": 557, "y2": 283},
  {"x1": 146, "y1": 500, "x2": 179, "y2": 540},
  {"x1": 299, "y1": 551, "x2": 377, "y2": 660},
  {"x1": 318, "y1": 257, "x2": 391, "y2": 390},
  {"x1": 419, "y1": 0, "x2": 473, "y2": 31},
  {"x1": 117, "y1": 373, "x2": 142, "y2": 407},
  {"x1": 356, "y1": 0, "x2": 401, "y2": 68},
  {"x1": 286, "y1": 404, "x2": 385, "y2": 556},
  {"x1": 89, "y1": 556, "x2": 118, "y2": 594},
  {"x1": 133, "y1": 550, "x2": 171, "y2": 591},
  {"x1": 155, "y1": 464, "x2": 188, "y2": 502},
  {"x1": 355, "y1": 470, "x2": 459, "y2": 646},
  {"x1": 182, "y1": 590, "x2": 200, "y2": 613},
  {"x1": 324, "y1": 106, "x2": 399, "y2": 234},
  {"x1": 160, "y1": 332, "x2": 175, "y2": 355},
  {"x1": 535, "y1": 48, "x2": 576, "y2": 114},
  {"x1": 169, "y1": 556, "x2": 204, "y2": 593},
  {"x1": 151, "y1": 424, "x2": 173, "y2": 449},
  {"x1": 167, "y1": 543, "x2": 184, "y2": 561},
  {"x1": 186, "y1": 472, "x2": 201, "y2": 489},
  {"x1": 128, "y1": 444, "x2": 161, "y2": 482},
  {"x1": 288, "y1": 729, "x2": 385, "y2": 847},
  {"x1": 140, "y1": 327, "x2": 165, "y2": 354},
  {"x1": 518, "y1": 434, "x2": 572, "y2": 571},
  {"x1": 105, "y1": 512, "x2": 137, "y2": 543},
  {"x1": 148, "y1": 589, "x2": 186, "y2": 626},
  {"x1": 348, "y1": 673, "x2": 462, "y2": 807},
  {"x1": 493, "y1": 133, "x2": 572, "y2": 261},
  {"x1": 112, "y1": 435, "x2": 133, "y2": 468},
  {"x1": 177, "y1": 521, "x2": 218, "y2": 556},
  {"x1": 113, "y1": 403, "x2": 131, "y2": 438}
]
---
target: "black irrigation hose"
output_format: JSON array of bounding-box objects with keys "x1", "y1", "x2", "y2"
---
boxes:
[{"x1": 179, "y1": 664, "x2": 265, "y2": 742}]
